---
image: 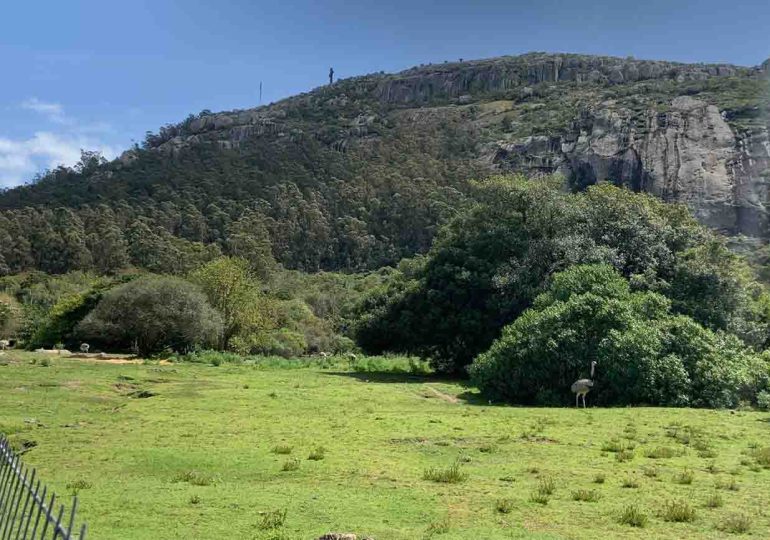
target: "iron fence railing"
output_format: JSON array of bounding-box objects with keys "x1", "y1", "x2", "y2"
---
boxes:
[{"x1": 0, "y1": 435, "x2": 86, "y2": 539}]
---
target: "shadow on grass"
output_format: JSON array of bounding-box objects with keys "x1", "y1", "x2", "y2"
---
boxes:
[
  {"x1": 323, "y1": 371, "x2": 495, "y2": 405},
  {"x1": 323, "y1": 371, "x2": 443, "y2": 384}
]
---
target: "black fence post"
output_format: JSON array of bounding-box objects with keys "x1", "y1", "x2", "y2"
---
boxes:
[{"x1": 0, "y1": 435, "x2": 87, "y2": 539}]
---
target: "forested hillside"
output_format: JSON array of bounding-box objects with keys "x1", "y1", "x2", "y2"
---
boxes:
[{"x1": 0, "y1": 52, "x2": 768, "y2": 276}]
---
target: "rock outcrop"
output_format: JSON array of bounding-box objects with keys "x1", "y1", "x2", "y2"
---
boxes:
[
  {"x1": 492, "y1": 95, "x2": 770, "y2": 237},
  {"x1": 375, "y1": 52, "x2": 750, "y2": 105}
]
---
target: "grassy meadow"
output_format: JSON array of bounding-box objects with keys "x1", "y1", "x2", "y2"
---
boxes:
[{"x1": 1, "y1": 352, "x2": 769, "y2": 539}]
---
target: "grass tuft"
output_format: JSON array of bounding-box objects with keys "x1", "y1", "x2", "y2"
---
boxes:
[
  {"x1": 536, "y1": 476, "x2": 555, "y2": 495},
  {"x1": 258, "y1": 509, "x2": 287, "y2": 530},
  {"x1": 674, "y1": 469, "x2": 694, "y2": 485},
  {"x1": 618, "y1": 504, "x2": 648, "y2": 528},
  {"x1": 66, "y1": 479, "x2": 92, "y2": 495},
  {"x1": 281, "y1": 459, "x2": 300, "y2": 472},
  {"x1": 644, "y1": 446, "x2": 680, "y2": 459},
  {"x1": 593, "y1": 473, "x2": 606, "y2": 484},
  {"x1": 571, "y1": 489, "x2": 601, "y2": 502},
  {"x1": 718, "y1": 513, "x2": 752, "y2": 534},
  {"x1": 621, "y1": 476, "x2": 640, "y2": 489},
  {"x1": 307, "y1": 446, "x2": 326, "y2": 461},
  {"x1": 751, "y1": 447, "x2": 770, "y2": 468},
  {"x1": 271, "y1": 444, "x2": 293, "y2": 455},
  {"x1": 423, "y1": 462, "x2": 467, "y2": 484},
  {"x1": 495, "y1": 498, "x2": 515, "y2": 513},
  {"x1": 661, "y1": 499, "x2": 696, "y2": 522},
  {"x1": 425, "y1": 518, "x2": 450, "y2": 536},
  {"x1": 172, "y1": 471, "x2": 216, "y2": 486},
  {"x1": 615, "y1": 449, "x2": 635, "y2": 463},
  {"x1": 704, "y1": 492, "x2": 723, "y2": 508},
  {"x1": 716, "y1": 477, "x2": 739, "y2": 491}
]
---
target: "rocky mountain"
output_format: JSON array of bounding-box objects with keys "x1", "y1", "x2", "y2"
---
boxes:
[{"x1": 0, "y1": 52, "x2": 768, "y2": 275}]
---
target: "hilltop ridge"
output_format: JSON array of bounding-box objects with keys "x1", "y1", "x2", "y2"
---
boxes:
[{"x1": 0, "y1": 52, "x2": 768, "y2": 275}]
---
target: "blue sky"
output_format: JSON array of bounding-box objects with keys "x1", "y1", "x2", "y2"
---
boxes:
[{"x1": 1, "y1": 0, "x2": 768, "y2": 187}]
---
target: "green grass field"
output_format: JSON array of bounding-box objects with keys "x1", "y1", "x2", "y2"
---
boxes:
[{"x1": 1, "y1": 352, "x2": 769, "y2": 539}]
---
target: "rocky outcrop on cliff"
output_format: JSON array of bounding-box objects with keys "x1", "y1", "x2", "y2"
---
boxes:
[
  {"x1": 375, "y1": 53, "x2": 751, "y2": 105},
  {"x1": 492, "y1": 95, "x2": 770, "y2": 236}
]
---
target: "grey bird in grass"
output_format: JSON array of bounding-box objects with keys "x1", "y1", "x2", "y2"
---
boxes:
[{"x1": 571, "y1": 361, "x2": 597, "y2": 408}]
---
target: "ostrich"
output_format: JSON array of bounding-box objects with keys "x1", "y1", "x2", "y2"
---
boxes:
[{"x1": 571, "y1": 361, "x2": 597, "y2": 408}]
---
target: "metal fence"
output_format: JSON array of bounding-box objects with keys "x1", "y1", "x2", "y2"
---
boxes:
[{"x1": 0, "y1": 435, "x2": 87, "y2": 539}]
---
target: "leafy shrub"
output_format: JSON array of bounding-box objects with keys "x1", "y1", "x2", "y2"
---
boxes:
[
  {"x1": 77, "y1": 276, "x2": 222, "y2": 355},
  {"x1": 757, "y1": 390, "x2": 770, "y2": 410},
  {"x1": 470, "y1": 264, "x2": 770, "y2": 407}
]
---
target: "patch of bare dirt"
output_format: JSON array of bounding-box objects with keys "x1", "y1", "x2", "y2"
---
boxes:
[{"x1": 422, "y1": 386, "x2": 460, "y2": 404}]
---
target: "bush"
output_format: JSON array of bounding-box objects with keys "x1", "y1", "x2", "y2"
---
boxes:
[
  {"x1": 76, "y1": 276, "x2": 222, "y2": 355},
  {"x1": 470, "y1": 264, "x2": 770, "y2": 407},
  {"x1": 757, "y1": 390, "x2": 770, "y2": 410}
]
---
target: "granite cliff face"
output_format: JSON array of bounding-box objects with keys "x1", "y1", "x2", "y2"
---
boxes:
[{"x1": 493, "y1": 94, "x2": 770, "y2": 236}]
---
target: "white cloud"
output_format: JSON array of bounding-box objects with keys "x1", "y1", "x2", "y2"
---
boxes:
[
  {"x1": 0, "y1": 100, "x2": 119, "y2": 187},
  {"x1": 21, "y1": 98, "x2": 68, "y2": 124},
  {"x1": 0, "y1": 132, "x2": 118, "y2": 187}
]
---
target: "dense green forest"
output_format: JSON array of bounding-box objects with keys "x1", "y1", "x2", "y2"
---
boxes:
[{"x1": 2, "y1": 175, "x2": 769, "y2": 408}]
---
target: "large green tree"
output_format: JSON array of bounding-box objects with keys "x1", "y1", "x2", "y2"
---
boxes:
[
  {"x1": 357, "y1": 176, "x2": 768, "y2": 373},
  {"x1": 76, "y1": 275, "x2": 222, "y2": 355}
]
